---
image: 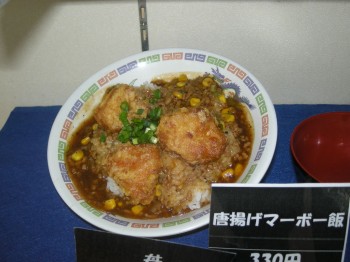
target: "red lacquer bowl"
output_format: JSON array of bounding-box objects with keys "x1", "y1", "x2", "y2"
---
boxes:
[{"x1": 291, "y1": 112, "x2": 350, "y2": 182}]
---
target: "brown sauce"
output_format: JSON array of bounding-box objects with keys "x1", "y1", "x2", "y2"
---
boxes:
[{"x1": 65, "y1": 74, "x2": 253, "y2": 219}]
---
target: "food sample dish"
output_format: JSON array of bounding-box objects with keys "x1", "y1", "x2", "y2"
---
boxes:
[
  {"x1": 47, "y1": 48, "x2": 277, "y2": 237},
  {"x1": 65, "y1": 74, "x2": 254, "y2": 219}
]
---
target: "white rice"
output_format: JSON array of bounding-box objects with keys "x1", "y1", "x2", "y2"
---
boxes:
[
  {"x1": 187, "y1": 189, "x2": 210, "y2": 210},
  {"x1": 106, "y1": 177, "x2": 124, "y2": 196}
]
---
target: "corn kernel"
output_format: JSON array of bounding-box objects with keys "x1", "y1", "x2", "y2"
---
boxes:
[
  {"x1": 218, "y1": 94, "x2": 227, "y2": 104},
  {"x1": 71, "y1": 150, "x2": 84, "y2": 161},
  {"x1": 190, "y1": 97, "x2": 201, "y2": 107},
  {"x1": 219, "y1": 120, "x2": 225, "y2": 130},
  {"x1": 222, "y1": 113, "x2": 235, "y2": 123},
  {"x1": 178, "y1": 74, "x2": 188, "y2": 82},
  {"x1": 131, "y1": 205, "x2": 143, "y2": 215},
  {"x1": 176, "y1": 81, "x2": 186, "y2": 87},
  {"x1": 81, "y1": 136, "x2": 90, "y2": 145},
  {"x1": 92, "y1": 123, "x2": 99, "y2": 130},
  {"x1": 202, "y1": 77, "x2": 213, "y2": 87},
  {"x1": 104, "y1": 199, "x2": 116, "y2": 210},
  {"x1": 221, "y1": 168, "x2": 234, "y2": 181},
  {"x1": 117, "y1": 201, "x2": 123, "y2": 207},
  {"x1": 221, "y1": 108, "x2": 232, "y2": 114},
  {"x1": 234, "y1": 163, "x2": 244, "y2": 176},
  {"x1": 155, "y1": 184, "x2": 162, "y2": 197},
  {"x1": 173, "y1": 91, "x2": 184, "y2": 99}
]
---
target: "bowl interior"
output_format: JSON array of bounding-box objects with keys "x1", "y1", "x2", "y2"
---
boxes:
[
  {"x1": 291, "y1": 112, "x2": 350, "y2": 182},
  {"x1": 48, "y1": 48, "x2": 277, "y2": 237}
]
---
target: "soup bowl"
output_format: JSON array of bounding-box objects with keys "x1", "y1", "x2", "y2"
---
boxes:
[
  {"x1": 290, "y1": 112, "x2": 350, "y2": 183},
  {"x1": 47, "y1": 48, "x2": 277, "y2": 237}
]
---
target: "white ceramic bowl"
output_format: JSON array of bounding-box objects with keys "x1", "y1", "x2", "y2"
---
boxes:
[{"x1": 47, "y1": 48, "x2": 277, "y2": 237}]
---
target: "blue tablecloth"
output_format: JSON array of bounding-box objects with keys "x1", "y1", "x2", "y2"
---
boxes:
[{"x1": 0, "y1": 104, "x2": 350, "y2": 261}]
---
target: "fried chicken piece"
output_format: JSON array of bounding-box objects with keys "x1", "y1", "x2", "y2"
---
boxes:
[
  {"x1": 157, "y1": 108, "x2": 227, "y2": 164},
  {"x1": 106, "y1": 144, "x2": 162, "y2": 205},
  {"x1": 94, "y1": 84, "x2": 147, "y2": 132}
]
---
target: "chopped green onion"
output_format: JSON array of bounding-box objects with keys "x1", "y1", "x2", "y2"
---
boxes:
[
  {"x1": 149, "y1": 123, "x2": 157, "y2": 131},
  {"x1": 119, "y1": 111, "x2": 129, "y2": 126},
  {"x1": 150, "y1": 89, "x2": 161, "y2": 104},
  {"x1": 149, "y1": 107, "x2": 162, "y2": 121},
  {"x1": 153, "y1": 89, "x2": 161, "y2": 99},
  {"x1": 100, "y1": 133, "x2": 106, "y2": 143},
  {"x1": 117, "y1": 102, "x2": 162, "y2": 144},
  {"x1": 132, "y1": 118, "x2": 142, "y2": 124},
  {"x1": 136, "y1": 108, "x2": 144, "y2": 115},
  {"x1": 118, "y1": 130, "x2": 130, "y2": 143},
  {"x1": 150, "y1": 136, "x2": 158, "y2": 144},
  {"x1": 120, "y1": 101, "x2": 129, "y2": 112}
]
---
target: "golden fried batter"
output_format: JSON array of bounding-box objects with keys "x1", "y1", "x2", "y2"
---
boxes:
[
  {"x1": 157, "y1": 108, "x2": 227, "y2": 164},
  {"x1": 106, "y1": 144, "x2": 162, "y2": 205},
  {"x1": 94, "y1": 84, "x2": 147, "y2": 132}
]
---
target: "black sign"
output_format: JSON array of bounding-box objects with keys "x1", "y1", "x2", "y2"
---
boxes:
[
  {"x1": 209, "y1": 184, "x2": 350, "y2": 262},
  {"x1": 75, "y1": 228, "x2": 235, "y2": 262}
]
